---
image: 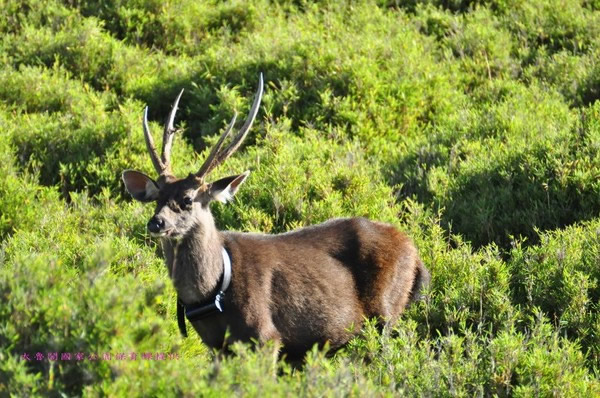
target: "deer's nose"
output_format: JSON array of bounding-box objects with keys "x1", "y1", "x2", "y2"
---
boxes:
[{"x1": 147, "y1": 216, "x2": 164, "y2": 233}]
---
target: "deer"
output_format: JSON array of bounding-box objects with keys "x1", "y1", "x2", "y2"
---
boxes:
[{"x1": 122, "y1": 74, "x2": 430, "y2": 360}]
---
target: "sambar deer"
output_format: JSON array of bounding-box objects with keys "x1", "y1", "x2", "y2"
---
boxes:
[{"x1": 122, "y1": 74, "x2": 430, "y2": 359}]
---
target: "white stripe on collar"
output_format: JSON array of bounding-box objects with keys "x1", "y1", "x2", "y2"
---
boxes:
[{"x1": 220, "y1": 247, "x2": 232, "y2": 294}]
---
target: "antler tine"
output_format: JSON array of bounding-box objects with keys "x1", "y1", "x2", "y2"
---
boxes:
[
  {"x1": 142, "y1": 106, "x2": 166, "y2": 175},
  {"x1": 212, "y1": 73, "x2": 264, "y2": 168},
  {"x1": 195, "y1": 112, "x2": 238, "y2": 180},
  {"x1": 161, "y1": 88, "x2": 185, "y2": 175},
  {"x1": 195, "y1": 73, "x2": 264, "y2": 180}
]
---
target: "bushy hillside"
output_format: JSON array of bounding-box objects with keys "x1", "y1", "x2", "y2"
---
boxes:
[{"x1": 1, "y1": 0, "x2": 600, "y2": 395}]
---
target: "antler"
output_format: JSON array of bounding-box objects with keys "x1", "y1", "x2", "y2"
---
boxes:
[
  {"x1": 142, "y1": 89, "x2": 185, "y2": 177},
  {"x1": 141, "y1": 74, "x2": 263, "y2": 180},
  {"x1": 195, "y1": 73, "x2": 264, "y2": 181}
]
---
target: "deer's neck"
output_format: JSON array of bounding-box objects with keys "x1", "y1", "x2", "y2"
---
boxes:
[{"x1": 161, "y1": 218, "x2": 224, "y2": 305}]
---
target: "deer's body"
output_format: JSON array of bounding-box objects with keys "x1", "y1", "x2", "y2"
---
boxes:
[
  {"x1": 122, "y1": 75, "x2": 429, "y2": 358},
  {"x1": 163, "y1": 216, "x2": 427, "y2": 356}
]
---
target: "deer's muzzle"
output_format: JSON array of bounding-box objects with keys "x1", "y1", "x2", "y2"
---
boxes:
[{"x1": 147, "y1": 216, "x2": 173, "y2": 236}]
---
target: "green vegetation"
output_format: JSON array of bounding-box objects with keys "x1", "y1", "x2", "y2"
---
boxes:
[{"x1": 1, "y1": 0, "x2": 600, "y2": 395}]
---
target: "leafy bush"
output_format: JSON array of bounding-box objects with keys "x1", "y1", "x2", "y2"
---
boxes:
[{"x1": 1, "y1": 0, "x2": 600, "y2": 395}]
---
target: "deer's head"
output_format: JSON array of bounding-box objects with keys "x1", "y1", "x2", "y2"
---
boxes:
[{"x1": 122, "y1": 75, "x2": 263, "y2": 239}]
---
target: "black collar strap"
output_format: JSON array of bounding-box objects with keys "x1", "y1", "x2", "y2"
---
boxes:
[{"x1": 177, "y1": 247, "x2": 232, "y2": 338}]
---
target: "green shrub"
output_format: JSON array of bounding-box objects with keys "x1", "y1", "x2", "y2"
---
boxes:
[
  {"x1": 1, "y1": 0, "x2": 600, "y2": 395},
  {"x1": 510, "y1": 221, "x2": 600, "y2": 367},
  {"x1": 390, "y1": 82, "x2": 600, "y2": 248}
]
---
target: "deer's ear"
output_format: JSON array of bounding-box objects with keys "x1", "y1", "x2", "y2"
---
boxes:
[
  {"x1": 122, "y1": 170, "x2": 160, "y2": 202},
  {"x1": 208, "y1": 171, "x2": 250, "y2": 203}
]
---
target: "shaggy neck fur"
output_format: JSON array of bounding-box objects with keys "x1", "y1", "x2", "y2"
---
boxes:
[{"x1": 161, "y1": 212, "x2": 224, "y2": 305}]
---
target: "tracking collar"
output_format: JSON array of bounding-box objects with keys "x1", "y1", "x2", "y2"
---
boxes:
[{"x1": 177, "y1": 247, "x2": 232, "y2": 338}]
